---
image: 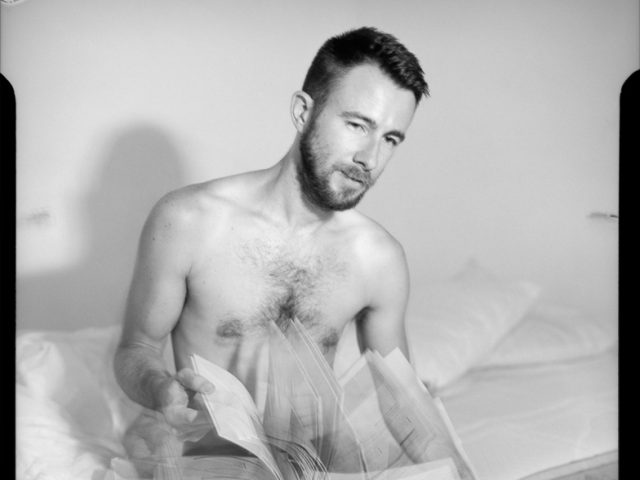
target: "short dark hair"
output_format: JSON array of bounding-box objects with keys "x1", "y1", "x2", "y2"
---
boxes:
[{"x1": 302, "y1": 27, "x2": 429, "y2": 110}]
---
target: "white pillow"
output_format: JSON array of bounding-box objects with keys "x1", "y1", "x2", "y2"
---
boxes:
[
  {"x1": 406, "y1": 261, "x2": 540, "y2": 391},
  {"x1": 477, "y1": 304, "x2": 617, "y2": 367},
  {"x1": 333, "y1": 260, "x2": 541, "y2": 389}
]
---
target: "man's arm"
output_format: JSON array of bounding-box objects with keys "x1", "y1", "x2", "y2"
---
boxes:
[
  {"x1": 355, "y1": 232, "x2": 446, "y2": 463},
  {"x1": 114, "y1": 194, "x2": 213, "y2": 427},
  {"x1": 355, "y1": 233, "x2": 411, "y2": 360}
]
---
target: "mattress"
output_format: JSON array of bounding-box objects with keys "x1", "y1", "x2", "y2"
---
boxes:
[{"x1": 438, "y1": 350, "x2": 618, "y2": 480}]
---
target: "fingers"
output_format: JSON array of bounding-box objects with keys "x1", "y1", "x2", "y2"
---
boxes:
[
  {"x1": 162, "y1": 404, "x2": 199, "y2": 428},
  {"x1": 156, "y1": 377, "x2": 189, "y2": 410},
  {"x1": 175, "y1": 368, "x2": 215, "y2": 394},
  {"x1": 176, "y1": 406, "x2": 211, "y2": 443},
  {"x1": 190, "y1": 392, "x2": 208, "y2": 412},
  {"x1": 154, "y1": 369, "x2": 214, "y2": 430}
]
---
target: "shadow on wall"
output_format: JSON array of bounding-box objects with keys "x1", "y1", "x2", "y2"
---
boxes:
[{"x1": 17, "y1": 125, "x2": 188, "y2": 331}]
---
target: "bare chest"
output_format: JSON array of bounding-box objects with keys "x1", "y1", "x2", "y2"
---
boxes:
[{"x1": 183, "y1": 235, "x2": 366, "y2": 351}]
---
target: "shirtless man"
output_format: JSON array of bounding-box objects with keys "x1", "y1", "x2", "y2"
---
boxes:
[{"x1": 114, "y1": 26, "x2": 429, "y2": 458}]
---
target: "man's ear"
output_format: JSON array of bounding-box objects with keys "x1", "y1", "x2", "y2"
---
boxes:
[{"x1": 290, "y1": 91, "x2": 314, "y2": 133}]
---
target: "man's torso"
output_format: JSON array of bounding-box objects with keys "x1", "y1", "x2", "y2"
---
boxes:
[{"x1": 169, "y1": 174, "x2": 381, "y2": 399}]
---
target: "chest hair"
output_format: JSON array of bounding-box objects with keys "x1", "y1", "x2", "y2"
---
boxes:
[{"x1": 231, "y1": 237, "x2": 347, "y2": 346}]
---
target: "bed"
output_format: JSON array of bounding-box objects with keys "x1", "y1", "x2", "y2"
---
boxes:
[{"x1": 16, "y1": 261, "x2": 618, "y2": 480}]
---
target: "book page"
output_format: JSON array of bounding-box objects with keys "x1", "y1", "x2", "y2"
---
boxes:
[
  {"x1": 370, "y1": 349, "x2": 475, "y2": 480},
  {"x1": 339, "y1": 355, "x2": 409, "y2": 473},
  {"x1": 327, "y1": 457, "x2": 459, "y2": 480},
  {"x1": 432, "y1": 398, "x2": 479, "y2": 480},
  {"x1": 186, "y1": 327, "x2": 477, "y2": 480},
  {"x1": 156, "y1": 455, "x2": 278, "y2": 480},
  {"x1": 286, "y1": 319, "x2": 366, "y2": 473},
  {"x1": 263, "y1": 322, "x2": 327, "y2": 479},
  {"x1": 190, "y1": 353, "x2": 283, "y2": 480}
]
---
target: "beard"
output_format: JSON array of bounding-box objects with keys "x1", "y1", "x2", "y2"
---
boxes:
[{"x1": 297, "y1": 119, "x2": 373, "y2": 211}]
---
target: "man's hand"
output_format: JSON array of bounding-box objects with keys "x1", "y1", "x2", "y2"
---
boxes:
[
  {"x1": 123, "y1": 369, "x2": 214, "y2": 461},
  {"x1": 154, "y1": 368, "x2": 215, "y2": 429}
]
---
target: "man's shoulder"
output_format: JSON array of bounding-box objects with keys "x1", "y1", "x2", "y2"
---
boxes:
[
  {"x1": 337, "y1": 211, "x2": 409, "y2": 299},
  {"x1": 150, "y1": 173, "x2": 259, "y2": 224},
  {"x1": 339, "y1": 210, "x2": 406, "y2": 264},
  {"x1": 139, "y1": 179, "x2": 239, "y2": 243}
]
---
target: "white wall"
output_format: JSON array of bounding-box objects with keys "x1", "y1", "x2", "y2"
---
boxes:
[{"x1": 4, "y1": 0, "x2": 635, "y2": 330}]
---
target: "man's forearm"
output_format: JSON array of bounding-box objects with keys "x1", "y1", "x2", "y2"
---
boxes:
[{"x1": 114, "y1": 343, "x2": 173, "y2": 410}]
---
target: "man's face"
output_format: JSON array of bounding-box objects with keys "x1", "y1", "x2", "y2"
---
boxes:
[{"x1": 298, "y1": 63, "x2": 417, "y2": 211}]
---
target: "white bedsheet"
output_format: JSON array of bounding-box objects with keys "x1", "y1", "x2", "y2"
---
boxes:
[
  {"x1": 438, "y1": 350, "x2": 618, "y2": 480},
  {"x1": 16, "y1": 326, "x2": 142, "y2": 480},
  {"x1": 16, "y1": 326, "x2": 618, "y2": 480}
]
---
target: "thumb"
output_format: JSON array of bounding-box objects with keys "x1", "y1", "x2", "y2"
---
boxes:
[
  {"x1": 162, "y1": 404, "x2": 199, "y2": 427},
  {"x1": 175, "y1": 368, "x2": 215, "y2": 394}
]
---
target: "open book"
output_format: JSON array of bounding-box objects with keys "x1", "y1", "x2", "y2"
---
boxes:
[{"x1": 111, "y1": 319, "x2": 477, "y2": 480}]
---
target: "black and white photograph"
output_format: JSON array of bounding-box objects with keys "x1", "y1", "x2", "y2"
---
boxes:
[{"x1": 6, "y1": 1, "x2": 632, "y2": 479}]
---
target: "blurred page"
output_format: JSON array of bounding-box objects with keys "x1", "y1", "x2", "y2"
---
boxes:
[
  {"x1": 263, "y1": 321, "x2": 326, "y2": 479},
  {"x1": 328, "y1": 457, "x2": 459, "y2": 480},
  {"x1": 339, "y1": 354, "x2": 407, "y2": 472},
  {"x1": 190, "y1": 353, "x2": 283, "y2": 480},
  {"x1": 286, "y1": 319, "x2": 366, "y2": 473},
  {"x1": 183, "y1": 329, "x2": 476, "y2": 480},
  {"x1": 109, "y1": 453, "x2": 279, "y2": 480},
  {"x1": 156, "y1": 455, "x2": 277, "y2": 480},
  {"x1": 368, "y1": 349, "x2": 475, "y2": 480},
  {"x1": 381, "y1": 349, "x2": 476, "y2": 479}
]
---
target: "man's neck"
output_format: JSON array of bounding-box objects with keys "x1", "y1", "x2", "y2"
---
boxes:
[{"x1": 259, "y1": 146, "x2": 336, "y2": 232}]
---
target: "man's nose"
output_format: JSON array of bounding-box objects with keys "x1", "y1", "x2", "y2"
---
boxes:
[{"x1": 353, "y1": 138, "x2": 380, "y2": 171}]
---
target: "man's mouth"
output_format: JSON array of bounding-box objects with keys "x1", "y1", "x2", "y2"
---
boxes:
[{"x1": 340, "y1": 169, "x2": 369, "y2": 186}]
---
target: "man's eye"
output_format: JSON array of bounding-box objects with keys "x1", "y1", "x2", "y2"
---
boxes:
[
  {"x1": 385, "y1": 136, "x2": 399, "y2": 147},
  {"x1": 347, "y1": 122, "x2": 366, "y2": 132}
]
